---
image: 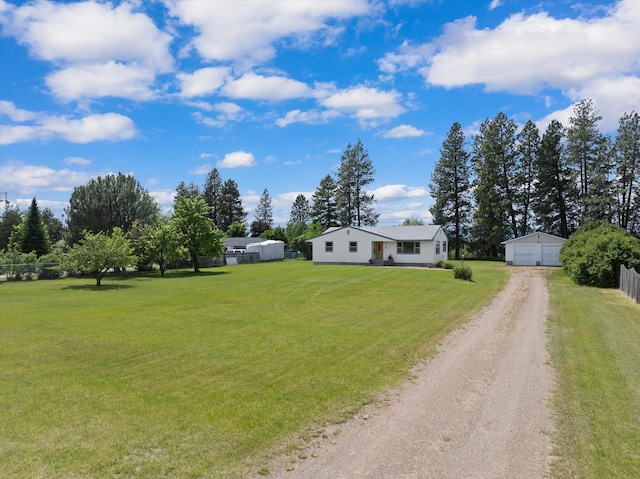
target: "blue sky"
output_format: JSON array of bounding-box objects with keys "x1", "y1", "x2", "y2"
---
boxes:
[{"x1": 1, "y1": 0, "x2": 639, "y2": 227}]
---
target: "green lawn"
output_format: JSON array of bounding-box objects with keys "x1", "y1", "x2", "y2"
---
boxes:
[
  {"x1": 547, "y1": 269, "x2": 640, "y2": 478},
  {"x1": 0, "y1": 260, "x2": 507, "y2": 478}
]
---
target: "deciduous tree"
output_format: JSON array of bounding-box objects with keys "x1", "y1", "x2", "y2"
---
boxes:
[
  {"x1": 171, "y1": 196, "x2": 224, "y2": 272},
  {"x1": 62, "y1": 227, "x2": 136, "y2": 286}
]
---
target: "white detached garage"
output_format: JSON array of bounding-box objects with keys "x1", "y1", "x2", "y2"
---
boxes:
[{"x1": 502, "y1": 232, "x2": 567, "y2": 266}]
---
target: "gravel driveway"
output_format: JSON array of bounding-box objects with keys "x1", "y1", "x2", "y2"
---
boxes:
[{"x1": 264, "y1": 267, "x2": 554, "y2": 479}]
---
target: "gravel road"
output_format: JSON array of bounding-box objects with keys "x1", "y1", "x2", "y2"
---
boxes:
[{"x1": 265, "y1": 267, "x2": 554, "y2": 479}]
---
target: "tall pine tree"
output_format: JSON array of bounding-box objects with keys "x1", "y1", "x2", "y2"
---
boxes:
[
  {"x1": 471, "y1": 113, "x2": 518, "y2": 257},
  {"x1": 613, "y1": 111, "x2": 640, "y2": 234},
  {"x1": 203, "y1": 168, "x2": 223, "y2": 228},
  {"x1": 336, "y1": 140, "x2": 378, "y2": 227},
  {"x1": 533, "y1": 119, "x2": 579, "y2": 238},
  {"x1": 218, "y1": 179, "x2": 246, "y2": 232},
  {"x1": 311, "y1": 175, "x2": 339, "y2": 229},
  {"x1": 515, "y1": 120, "x2": 540, "y2": 236},
  {"x1": 429, "y1": 122, "x2": 472, "y2": 260}
]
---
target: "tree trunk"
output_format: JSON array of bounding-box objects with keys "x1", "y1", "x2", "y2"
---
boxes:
[{"x1": 192, "y1": 254, "x2": 199, "y2": 273}]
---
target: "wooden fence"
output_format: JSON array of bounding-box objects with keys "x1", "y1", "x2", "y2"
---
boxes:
[{"x1": 619, "y1": 264, "x2": 640, "y2": 304}]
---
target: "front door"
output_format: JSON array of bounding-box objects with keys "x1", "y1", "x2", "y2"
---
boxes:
[{"x1": 374, "y1": 242, "x2": 384, "y2": 260}]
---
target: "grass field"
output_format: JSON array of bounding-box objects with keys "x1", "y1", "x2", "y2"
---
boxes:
[
  {"x1": 547, "y1": 269, "x2": 640, "y2": 478},
  {"x1": 0, "y1": 260, "x2": 507, "y2": 478}
]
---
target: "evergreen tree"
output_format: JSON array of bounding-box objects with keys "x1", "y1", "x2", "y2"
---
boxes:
[
  {"x1": 584, "y1": 136, "x2": 614, "y2": 222},
  {"x1": 515, "y1": 120, "x2": 540, "y2": 236},
  {"x1": 250, "y1": 220, "x2": 271, "y2": 237},
  {"x1": 20, "y1": 198, "x2": 51, "y2": 257},
  {"x1": 218, "y1": 179, "x2": 246, "y2": 232},
  {"x1": 66, "y1": 173, "x2": 158, "y2": 245},
  {"x1": 288, "y1": 194, "x2": 310, "y2": 226},
  {"x1": 41, "y1": 208, "x2": 64, "y2": 244},
  {"x1": 566, "y1": 99, "x2": 605, "y2": 224},
  {"x1": 203, "y1": 168, "x2": 223, "y2": 227},
  {"x1": 310, "y1": 174, "x2": 339, "y2": 229},
  {"x1": 429, "y1": 122, "x2": 472, "y2": 260},
  {"x1": 613, "y1": 111, "x2": 640, "y2": 234},
  {"x1": 336, "y1": 140, "x2": 378, "y2": 226},
  {"x1": 533, "y1": 120, "x2": 579, "y2": 237},
  {"x1": 174, "y1": 181, "x2": 202, "y2": 204},
  {"x1": 254, "y1": 188, "x2": 273, "y2": 228},
  {"x1": 470, "y1": 113, "x2": 518, "y2": 257}
]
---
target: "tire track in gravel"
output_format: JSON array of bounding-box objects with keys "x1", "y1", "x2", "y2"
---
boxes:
[{"x1": 264, "y1": 267, "x2": 554, "y2": 479}]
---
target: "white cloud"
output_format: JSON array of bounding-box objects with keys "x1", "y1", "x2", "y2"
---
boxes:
[
  {"x1": 378, "y1": 0, "x2": 640, "y2": 131},
  {"x1": 221, "y1": 72, "x2": 312, "y2": 101},
  {"x1": 383, "y1": 124, "x2": 425, "y2": 138},
  {"x1": 371, "y1": 184, "x2": 429, "y2": 201},
  {"x1": 0, "y1": 161, "x2": 95, "y2": 194},
  {"x1": 217, "y1": 151, "x2": 257, "y2": 168},
  {"x1": 64, "y1": 156, "x2": 91, "y2": 166},
  {"x1": 488, "y1": 0, "x2": 502, "y2": 10},
  {"x1": 275, "y1": 108, "x2": 340, "y2": 127},
  {"x1": 164, "y1": 0, "x2": 370, "y2": 66},
  {"x1": 320, "y1": 86, "x2": 405, "y2": 126},
  {"x1": 0, "y1": 100, "x2": 38, "y2": 121},
  {"x1": 0, "y1": 0, "x2": 173, "y2": 101},
  {"x1": 40, "y1": 113, "x2": 138, "y2": 144},
  {"x1": 0, "y1": 103, "x2": 138, "y2": 144},
  {"x1": 178, "y1": 67, "x2": 231, "y2": 98},
  {"x1": 189, "y1": 164, "x2": 212, "y2": 175},
  {"x1": 46, "y1": 62, "x2": 158, "y2": 101},
  {"x1": 191, "y1": 102, "x2": 246, "y2": 128}
]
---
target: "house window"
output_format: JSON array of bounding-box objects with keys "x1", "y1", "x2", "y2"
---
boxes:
[
  {"x1": 436, "y1": 241, "x2": 440, "y2": 254},
  {"x1": 325, "y1": 241, "x2": 333, "y2": 252},
  {"x1": 349, "y1": 241, "x2": 357, "y2": 253},
  {"x1": 397, "y1": 242, "x2": 420, "y2": 254},
  {"x1": 443, "y1": 241, "x2": 447, "y2": 253}
]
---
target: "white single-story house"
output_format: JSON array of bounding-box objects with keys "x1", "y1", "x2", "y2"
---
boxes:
[
  {"x1": 307, "y1": 225, "x2": 449, "y2": 266},
  {"x1": 224, "y1": 237, "x2": 265, "y2": 251},
  {"x1": 502, "y1": 232, "x2": 567, "y2": 266}
]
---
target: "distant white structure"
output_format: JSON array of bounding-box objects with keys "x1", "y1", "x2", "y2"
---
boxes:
[{"x1": 245, "y1": 240, "x2": 285, "y2": 261}]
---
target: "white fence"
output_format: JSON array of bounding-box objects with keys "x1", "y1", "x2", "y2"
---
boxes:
[{"x1": 619, "y1": 264, "x2": 640, "y2": 304}]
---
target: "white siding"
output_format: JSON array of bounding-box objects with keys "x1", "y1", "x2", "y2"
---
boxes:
[{"x1": 503, "y1": 232, "x2": 566, "y2": 266}]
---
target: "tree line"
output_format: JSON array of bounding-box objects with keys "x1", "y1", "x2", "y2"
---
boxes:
[
  {"x1": 0, "y1": 140, "x2": 380, "y2": 282},
  {"x1": 430, "y1": 99, "x2": 639, "y2": 259}
]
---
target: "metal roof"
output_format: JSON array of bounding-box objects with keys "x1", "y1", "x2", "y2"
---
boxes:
[{"x1": 310, "y1": 225, "x2": 444, "y2": 241}]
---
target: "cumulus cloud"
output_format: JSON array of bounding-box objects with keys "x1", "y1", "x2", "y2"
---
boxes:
[
  {"x1": 191, "y1": 102, "x2": 247, "y2": 128},
  {"x1": 275, "y1": 108, "x2": 340, "y2": 127},
  {"x1": 0, "y1": 161, "x2": 95, "y2": 194},
  {"x1": 378, "y1": 0, "x2": 640, "y2": 130},
  {"x1": 189, "y1": 164, "x2": 212, "y2": 175},
  {"x1": 320, "y1": 86, "x2": 405, "y2": 126},
  {"x1": 0, "y1": 0, "x2": 173, "y2": 101},
  {"x1": 178, "y1": 67, "x2": 231, "y2": 98},
  {"x1": 217, "y1": 151, "x2": 256, "y2": 168},
  {"x1": 221, "y1": 72, "x2": 312, "y2": 101},
  {"x1": 0, "y1": 101, "x2": 138, "y2": 144},
  {"x1": 164, "y1": 0, "x2": 370, "y2": 66},
  {"x1": 383, "y1": 124, "x2": 425, "y2": 138},
  {"x1": 371, "y1": 184, "x2": 429, "y2": 201}
]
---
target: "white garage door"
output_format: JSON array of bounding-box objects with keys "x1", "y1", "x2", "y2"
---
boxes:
[
  {"x1": 542, "y1": 245, "x2": 562, "y2": 266},
  {"x1": 514, "y1": 245, "x2": 536, "y2": 266}
]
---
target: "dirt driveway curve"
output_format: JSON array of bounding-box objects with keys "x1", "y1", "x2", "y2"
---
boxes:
[{"x1": 265, "y1": 267, "x2": 554, "y2": 479}]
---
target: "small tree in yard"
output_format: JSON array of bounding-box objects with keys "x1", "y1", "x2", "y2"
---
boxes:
[
  {"x1": 62, "y1": 227, "x2": 136, "y2": 286},
  {"x1": 140, "y1": 220, "x2": 185, "y2": 276},
  {"x1": 171, "y1": 197, "x2": 225, "y2": 272}
]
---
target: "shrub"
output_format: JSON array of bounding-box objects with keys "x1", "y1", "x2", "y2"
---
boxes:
[
  {"x1": 560, "y1": 221, "x2": 640, "y2": 287},
  {"x1": 453, "y1": 264, "x2": 472, "y2": 281}
]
